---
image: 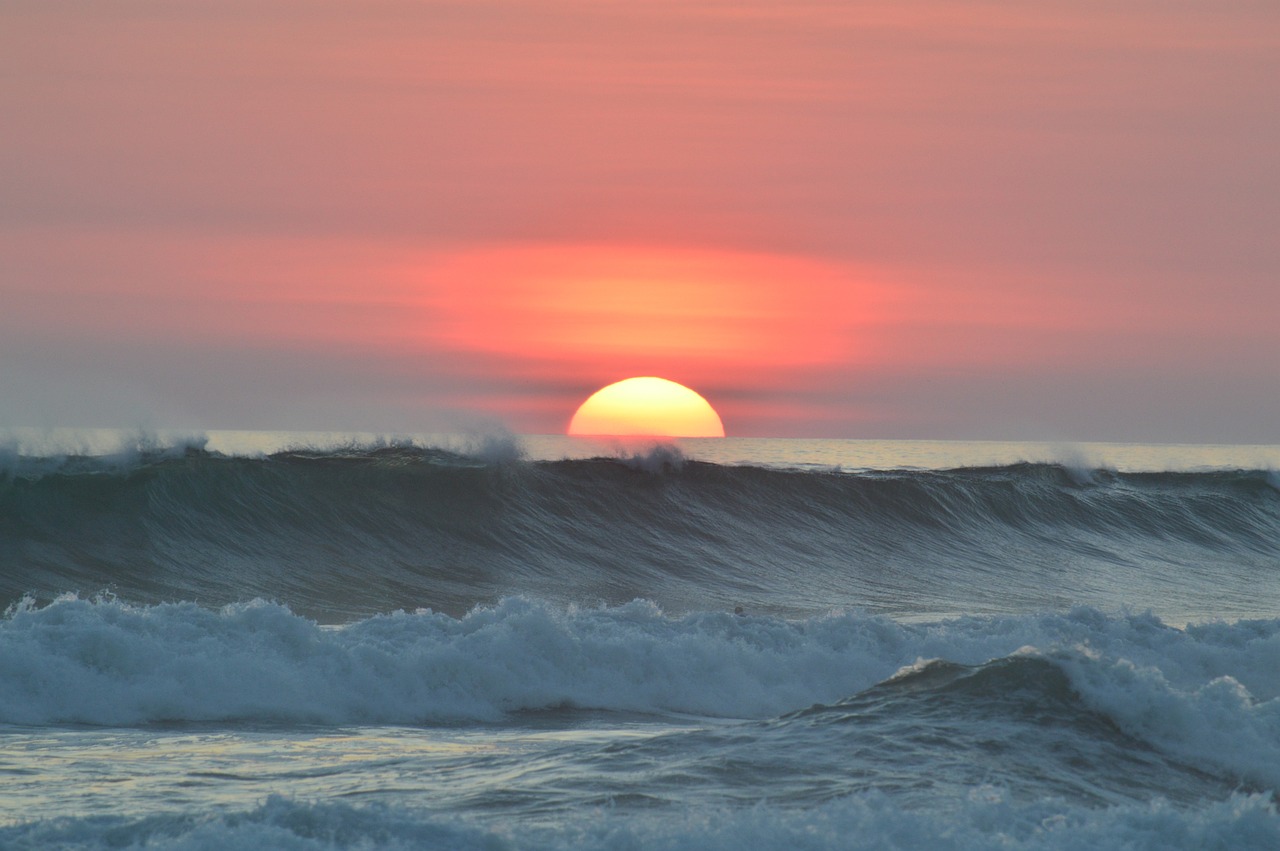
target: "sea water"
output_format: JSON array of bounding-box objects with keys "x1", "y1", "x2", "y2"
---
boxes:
[{"x1": 1, "y1": 431, "x2": 1278, "y2": 849}]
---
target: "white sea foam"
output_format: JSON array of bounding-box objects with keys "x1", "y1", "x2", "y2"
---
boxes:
[
  {"x1": 1, "y1": 596, "x2": 1277, "y2": 786},
  {"x1": 0, "y1": 791, "x2": 1276, "y2": 851},
  {"x1": 1059, "y1": 648, "x2": 1280, "y2": 790}
]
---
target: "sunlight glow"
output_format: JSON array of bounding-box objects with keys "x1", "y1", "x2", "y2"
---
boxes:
[{"x1": 568, "y1": 377, "x2": 726, "y2": 437}]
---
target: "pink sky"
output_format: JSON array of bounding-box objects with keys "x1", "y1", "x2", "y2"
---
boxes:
[{"x1": 2, "y1": 1, "x2": 1277, "y2": 440}]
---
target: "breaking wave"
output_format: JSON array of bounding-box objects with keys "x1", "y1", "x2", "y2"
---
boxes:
[
  {"x1": 2, "y1": 791, "x2": 1277, "y2": 851},
  {"x1": 2, "y1": 596, "x2": 1277, "y2": 789},
  {"x1": 1, "y1": 444, "x2": 1277, "y2": 621}
]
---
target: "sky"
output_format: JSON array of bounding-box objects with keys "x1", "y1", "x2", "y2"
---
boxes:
[{"x1": 2, "y1": 1, "x2": 1277, "y2": 441}]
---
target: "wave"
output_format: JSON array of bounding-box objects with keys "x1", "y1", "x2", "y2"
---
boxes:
[
  {"x1": 2, "y1": 791, "x2": 1277, "y2": 851},
  {"x1": 3, "y1": 597, "x2": 1278, "y2": 790},
  {"x1": 2, "y1": 444, "x2": 1278, "y2": 620}
]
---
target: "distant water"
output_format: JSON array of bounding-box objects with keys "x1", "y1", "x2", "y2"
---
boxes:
[{"x1": 1, "y1": 430, "x2": 1278, "y2": 849}]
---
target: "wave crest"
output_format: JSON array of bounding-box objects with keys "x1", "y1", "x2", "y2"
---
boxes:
[{"x1": 2, "y1": 446, "x2": 1277, "y2": 621}]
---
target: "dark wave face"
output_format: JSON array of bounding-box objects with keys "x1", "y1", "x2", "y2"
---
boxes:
[
  {"x1": 2, "y1": 445, "x2": 1278, "y2": 622},
  {"x1": 577, "y1": 656, "x2": 1242, "y2": 812}
]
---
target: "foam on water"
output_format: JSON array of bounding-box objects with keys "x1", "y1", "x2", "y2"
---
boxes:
[
  {"x1": 2, "y1": 436, "x2": 1277, "y2": 848},
  {"x1": 3, "y1": 596, "x2": 1277, "y2": 789},
  {"x1": 1, "y1": 791, "x2": 1277, "y2": 851}
]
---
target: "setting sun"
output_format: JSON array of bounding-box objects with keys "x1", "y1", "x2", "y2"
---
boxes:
[{"x1": 568, "y1": 377, "x2": 725, "y2": 437}]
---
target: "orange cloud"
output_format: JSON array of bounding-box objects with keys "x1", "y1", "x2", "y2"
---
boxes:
[{"x1": 411, "y1": 243, "x2": 900, "y2": 385}]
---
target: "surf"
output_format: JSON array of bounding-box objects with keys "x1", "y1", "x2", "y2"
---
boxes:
[{"x1": 2, "y1": 443, "x2": 1277, "y2": 622}]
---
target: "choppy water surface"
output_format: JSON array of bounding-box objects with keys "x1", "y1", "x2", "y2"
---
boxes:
[{"x1": 1, "y1": 432, "x2": 1277, "y2": 848}]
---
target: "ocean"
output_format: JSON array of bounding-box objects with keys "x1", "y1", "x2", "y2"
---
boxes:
[{"x1": 1, "y1": 431, "x2": 1278, "y2": 849}]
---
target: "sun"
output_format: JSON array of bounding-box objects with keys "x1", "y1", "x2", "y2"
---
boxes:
[{"x1": 568, "y1": 377, "x2": 725, "y2": 437}]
